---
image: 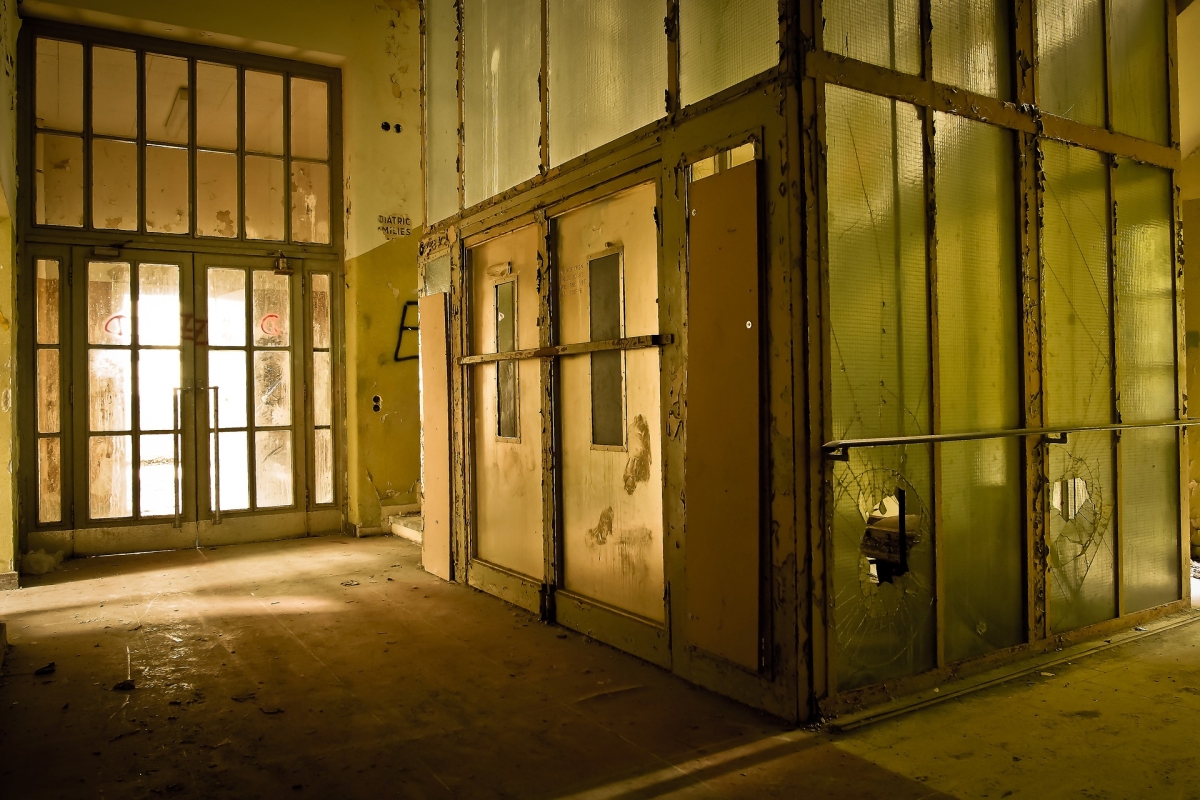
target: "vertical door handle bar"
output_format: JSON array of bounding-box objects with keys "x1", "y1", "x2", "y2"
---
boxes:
[
  {"x1": 209, "y1": 386, "x2": 221, "y2": 526},
  {"x1": 173, "y1": 388, "x2": 183, "y2": 529}
]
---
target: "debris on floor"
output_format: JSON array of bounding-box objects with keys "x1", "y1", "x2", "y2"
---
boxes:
[
  {"x1": 112, "y1": 679, "x2": 135, "y2": 691},
  {"x1": 34, "y1": 662, "x2": 55, "y2": 676},
  {"x1": 21, "y1": 549, "x2": 63, "y2": 576}
]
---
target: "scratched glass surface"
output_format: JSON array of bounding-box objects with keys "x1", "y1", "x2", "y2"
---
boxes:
[
  {"x1": 1115, "y1": 160, "x2": 1178, "y2": 613},
  {"x1": 36, "y1": 259, "x2": 60, "y2": 345},
  {"x1": 824, "y1": 0, "x2": 920, "y2": 75},
  {"x1": 252, "y1": 270, "x2": 290, "y2": 348},
  {"x1": 314, "y1": 428, "x2": 334, "y2": 505},
  {"x1": 38, "y1": 437, "x2": 62, "y2": 524},
  {"x1": 197, "y1": 150, "x2": 239, "y2": 238},
  {"x1": 36, "y1": 38, "x2": 83, "y2": 132},
  {"x1": 139, "y1": 433, "x2": 177, "y2": 517},
  {"x1": 92, "y1": 137, "x2": 138, "y2": 231},
  {"x1": 1042, "y1": 141, "x2": 1116, "y2": 633},
  {"x1": 1111, "y1": 0, "x2": 1169, "y2": 145},
  {"x1": 934, "y1": 113, "x2": 1024, "y2": 662},
  {"x1": 37, "y1": 349, "x2": 60, "y2": 435},
  {"x1": 88, "y1": 262, "x2": 132, "y2": 345},
  {"x1": 255, "y1": 430, "x2": 294, "y2": 508},
  {"x1": 138, "y1": 349, "x2": 181, "y2": 432},
  {"x1": 1037, "y1": 0, "x2": 1106, "y2": 126},
  {"x1": 88, "y1": 349, "x2": 132, "y2": 432},
  {"x1": 826, "y1": 85, "x2": 934, "y2": 690},
  {"x1": 931, "y1": 0, "x2": 1011, "y2": 99},
  {"x1": 90, "y1": 435, "x2": 133, "y2": 519},
  {"x1": 35, "y1": 133, "x2": 84, "y2": 227},
  {"x1": 679, "y1": 0, "x2": 778, "y2": 106},
  {"x1": 137, "y1": 263, "x2": 181, "y2": 346},
  {"x1": 290, "y1": 160, "x2": 330, "y2": 244},
  {"x1": 313, "y1": 350, "x2": 331, "y2": 428},
  {"x1": 253, "y1": 350, "x2": 292, "y2": 427},
  {"x1": 311, "y1": 273, "x2": 332, "y2": 349},
  {"x1": 207, "y1": 268, "x2": 246, "y2": 347}
]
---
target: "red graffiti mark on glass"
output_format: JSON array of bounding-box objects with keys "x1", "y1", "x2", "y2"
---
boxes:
[
  {"x1": 260, "y1": 313, "x2": 281, "y2": 337},
  {"x1": 104, "y1": 315, "x2": 126, "y2": 337}
]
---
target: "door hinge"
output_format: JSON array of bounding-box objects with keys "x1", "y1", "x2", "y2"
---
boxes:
[
  {"x1": 67, "y1": 264, "x2": 73, "y2": 287},
  {"x1": 68, "y1": 384, "x2": 74, "y2": 407}
]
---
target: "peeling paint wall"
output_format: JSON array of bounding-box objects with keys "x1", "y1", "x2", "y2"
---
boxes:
[
  {"x1": 1185, "y1": 199, "x2": 1200, "y2": 558},
  {"x1": 0, "y1": 0, "x2": 18, "y2": 582}
]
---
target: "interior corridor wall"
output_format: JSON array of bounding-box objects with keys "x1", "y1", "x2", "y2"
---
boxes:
[{"x1": 0, "y1": 0, "x2": 19, "y2": 585}]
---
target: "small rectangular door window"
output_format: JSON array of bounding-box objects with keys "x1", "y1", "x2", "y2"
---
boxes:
[
  {"x1": 495, "y1": 279, "x2": 518, "y2": 440},
  {"x1": 589, "y1": 253, "x2": 624, "y2": 448}
]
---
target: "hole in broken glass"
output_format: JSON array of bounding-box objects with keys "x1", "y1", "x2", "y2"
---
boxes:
[{"x1": 862, "y1": 490, "x2": 920, "y2": 585}]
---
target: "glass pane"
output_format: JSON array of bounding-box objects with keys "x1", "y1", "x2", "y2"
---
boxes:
[
  {"x1": 464, "y1": 0, "x2": 542, "y2": 203},
  {"x1": 290, "y1": 161, "x2": 330, "y2": 244},
  {"x1": 89, "y1": 435, "x2": 133, "y2": 519},
  {"x1": 547, "y1": 0, "x2": 667, "y2": 167},
  {"x1": 826, "y1": 85, "x2": 933, "y2": 690},
  {"x1": 197, "y1": 62, "x2": 238, "y2": 150},
  {"x1": 934, "y1": 114, "x2": 1023, "y2": 662},
  {"x1": 93, "y1": 138, "x2": 138, "y2": 231},
  {"x1": 1115, "y1": 160, "x2": 1178, "y2": 612},
  {"x1": 244, "y1": 155, "x2": 285, "y2": 240},
  {"x1": 37, "y1": 349, "x2": 60, "y2": 434},
  {"x1": 253, "y1": 351, "x2": 292, "y2": 427},
  {"x1": 138, "y1": 349, "x2": 181, "y2": 431},
  {"x1": 35, "y1": 133, "x2": 84, "y2": 227},
  {"x1": 1111, "y1": 0, "x2": 1169, "y2": 145},
  {"x1": 145, "y1": 54, "x2": 189, "y2": 144},
  {"x1": 253, "y1": 271, "x2": 290, "y2": 347},
  {"x1": 313, "y1": 350, "x2": 332, "y2": 427},
  {"x1": 38, "y1": 438, "x2": 62, "y2": 524},
  {"x1": 824, "y1": 0, "x2": 920, "y2": 75},
  {"x1": 679, "y1": 0, "x2": 778, "y2": 106},
  {"x1": 88, "y1": 262, "x2": 132, "y2": 345},
  {"x1": 197, "y1": 150, "x2": 238, "y2": 238},
  {"x1": 255, "y1": 430, "x2": 294, "y2": 508},
  {"x1": 1037, "y1": 0, "x2": 1106, "y2": 126},
  {"x1": 207, "y1": 268, "x2": 246, "y2": 346},
  {"x1": 146, "y1": 146, "x2": 190, "y2": 234},
  {"x1": 138, "y1": 263, "x2": 181, "y2": 346},
  {"x1": 245, "y1": 70, "x2": 284, "y2": 155},
  {"x1": 1042, "y1": 141, "x2": 1116, "y2": 633},
  {"x1": 211, "y1": 430, "x2": 250, "y2": 511},
  {"x1": 36, "y1": 260, "x2": 60, "y2": 345},
  {"x1": 931, "y1": 0, "x2": 1011, "y2": 98},
  {"x1": 314, "y1": 427, "x2": 334, "y2": 505},
  {"x1": 426, "y1": 0, "x2": 460, "y2": 224},
  {"x1": 291, "y1": 77, "x2": 328, "y2": 160},
  {"x1": 312, "y1": 273, "x2": 332, "y2": 349},
  {"x1": 139, "y1": 433, "x2": 177, "y2": 517},
  {"x1": 92, "y1": 47, "x2": 137, "y2": 138},
  {"x1": 89, "y1": 349, "x2": 132, "y2": 432},
  {"x1": 208, "y1": 350, "x2": 248, "y2": 429},
  {"x1": 36, "y1": 38, "x2": 83, "y2": 132}
]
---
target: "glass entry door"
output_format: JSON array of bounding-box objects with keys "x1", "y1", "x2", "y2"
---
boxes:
[{"x1": 25, "y1": 245, "x2": 334, "y2": 554}]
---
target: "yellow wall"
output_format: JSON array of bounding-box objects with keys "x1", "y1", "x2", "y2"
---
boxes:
[{"x1": 0, "y1": 0, "x2": 19, "y2": 582}]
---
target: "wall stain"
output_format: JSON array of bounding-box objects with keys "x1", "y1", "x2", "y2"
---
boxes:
[
  {"x1": 622, "y1": 414, "x2": 652, "y2": 494},
  {"x1": 587, "y1": 506, "x2": 613, "y2": 545}
]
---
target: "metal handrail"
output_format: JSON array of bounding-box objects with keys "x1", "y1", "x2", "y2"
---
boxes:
[{"x1": 822, "y1": 419, "x2": 1200, "y2": 461}]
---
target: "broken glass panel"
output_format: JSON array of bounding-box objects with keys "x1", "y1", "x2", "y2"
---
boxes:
[
  {"x1": 37, "y1": 349, "x2": 60, "y2": 435},
  {"x1": 89, "y1": 435, "x2": 133, "y2": 519},
  {"x1": 139, "y1": 434, "x2": 177, "y2": 517},
  {"x1": 88, "y1": 262, "x2": 132, "y2": 346},
  {"x1": 1037, "y1": 0, "x2": 1106, "y2": 126},
  {"x1": 92, "y1": 138, "x2": 138, "y2": 231},
  {"x1": 35, "y1": 133, "x2": 84, "y2": 227},
  {"x1": 823, "y1": 0, "x2": 920, "y2": 75},
  {"x1": 253, "y1": 351, "x2": 292, "y2": 427},
  {"x1": 244, "y1": 71, "x2": 284, "y2": 155},
  {"x1": 255, "y1": 430, "x2": 294, "y2": 508},
  {"x1": 197, "y1": 150, "x2": 238, "y2": 238},
  {"x1": 547, "y1": 0, "x2": 666, "y2": 166},
  {"x1": 146, "y1": 145, "x2": 190, "y2": 234},
  {"x1": 36, "y1": 260, "x2": 60, "y2": 345},
  {"x1": 211, "y1": 431, "x2": 250, "y2": 511},
  {"x1": 207, "y1": 268, "x2": 247, "y2": 347},
  {"x1": 145, "y1": 54, "x2": 189, "y2": 145},
  {"x1": 931, "y1": 0, "x2": 1011, "y2": 99},
  {"x1": 1042, "y1": 141, "x2": 1116, "y2": 632},
  {"x1": 197, "y1": 62, "x2": 238, "y2": 151},
  {"x1": 244, "y1": 155, "x2": 285, "y2": 240},
  {"x1": 934, "y1": 113, "x2": 1023, "y2": 662},
  {"x1": 314, "y1": 428, "x2": 334, "y2": 505},
  {"x1": 826, "y1": 85, "x2": 933, "y2": 690},
  {"x1": 678, "y1": 0, "x2": 778, "y2": 106},
  {"x1": 1114, "y1": 160, "x2": 1178, "y2": 612},
  {"x1": 36, "y1": 38, "x2": 83, "y2": 132},
  {"x1": 252, "y1": 271, "x2": 290, "y2": 347},
  {"x1": 463, "y1": 0, "x2": 541, "y2": 205},
  {"x1": 38, "y1": 437, "x2": 62, "y2": 524},
  {"x1": 92, "y1": 46, "x2": 137, "y2": 138},
  {"x1": 426, "y1": 0, "x2": 460, "y2": 224},
  {"x1": 138, "y1": 349, "x2": 181, "y2": 432},
  {"x1": 290, "y1": 78, "x2": 328, "y2": 161},
  {"x1": 290, "y1": 161, "x2": 330, "y2": 244},
  {"x1": 1110, "y1": 0, "x2": 1169, "y2": 145}
]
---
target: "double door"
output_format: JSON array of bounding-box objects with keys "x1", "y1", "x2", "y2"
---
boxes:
[{"x1": 27, "y1": 245, "x2": 339, "y2": 552}]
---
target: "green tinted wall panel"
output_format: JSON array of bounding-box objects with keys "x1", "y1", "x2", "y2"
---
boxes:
[
  {"x1": 1110, "y1": 0, "x2": 1169, "y2": 145},
  {"x1": 1037, "y1": 0, "x2": 1106, "y2": 126}
]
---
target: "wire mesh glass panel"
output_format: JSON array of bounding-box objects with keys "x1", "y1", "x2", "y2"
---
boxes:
[
  {"x1": 92, "y1": 46, "x2": 137, "y2": 138},
  {"x1": 92, "y1": 138, "x2": 138, "y2": 231},
  {"x1": 36, "y1": 38, "x2": 83, "y2": 132},
  {"x1": 934, "y1": 114, "x2": 1023, "y2": 662},
  {"x1": 678, "y1": 0, "x2": 778, "y2": 106},
  {"x1": 146, "y1": 145, "x2": 190, "y2": 234},
  {"x1": 1037, "y1": 0, "x2": 1106, "y2": 126},
  {"x1": 197, "y1": 150, "x2": 238, "y2": 238},
  {"x1": 1110, "y1": 0, "x2": 1169, "y2": 145},
  {"x1": 426, "y1": 0, "x2": 460, "y2": 224},
  {"x1": 826, "y1": 85, "x2": 933, "y2": 689},
  {"x1": 823, "y1": 0, "x2": 920, "y2": 75},
  {"x1": 1042, "y1": 141, "x2": 1116, "y2": 632},
  {"x1": 145, "y1": 54, "x2": 189, "y2": 145},
  {"x1": 197, "y1": 62, "x2": 238, "y2": 151},
  {"x1": 463, "y1": 0, "x2": 541, "y2": 206},
  {"x1": 547, "y1": 0, "x2": 666, "y2": 166},
  {"x1": 1114, "y1": 160, "x2": 1178, "y2": 612},
  {"x1": 35, "y1": 133, "x2": 84, "y2": 227},
  {"x1": 931, "y1": 0, "x2": 1011, "y2": 98}
]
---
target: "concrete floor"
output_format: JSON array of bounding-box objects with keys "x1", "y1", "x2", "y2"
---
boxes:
[{"x1": 0, "y1": 536, "x2": 1196, "y2": 799}]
